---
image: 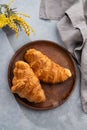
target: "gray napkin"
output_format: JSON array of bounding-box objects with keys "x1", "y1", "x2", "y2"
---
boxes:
[
  {"x1": 57, "y1": 0, "x2": 87, "y2": 113},
  {"x1": 39, "y1": 0, "x2": 78, "y2": 20},
  {"x1": 40, "y1": 0, "x2": 87, "y2": 113}
]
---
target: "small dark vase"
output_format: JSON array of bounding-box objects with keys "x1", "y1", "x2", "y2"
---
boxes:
[{"x1": 2, "y1": 26, "x2": 15, "y2": 35}]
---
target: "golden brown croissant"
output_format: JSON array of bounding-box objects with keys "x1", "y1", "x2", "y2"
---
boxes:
[
  {"x1": 24, "y1": 49, "x2": 72, "y2": 83},
  {"x1": 11, "y1": 61, "x2": 46, "y2": 103}
]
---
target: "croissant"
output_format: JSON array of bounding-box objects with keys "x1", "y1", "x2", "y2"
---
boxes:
[
  {"x1": 24, "y1": 49, "x2": 72, "y2": 83},
  {"x1": 11, "y1": 61, "x2": 46, "y2": 103}
]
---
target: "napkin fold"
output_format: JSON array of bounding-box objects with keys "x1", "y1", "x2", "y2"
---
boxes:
[
  {"x1": 40, "y1": 0, "x2": 87, "y2": 113},
  {"x1": 39, "y1": 0, "x2": 78, "y2": 20},
  {"x1": 57, "y1": 0, "x2": 87, "y2": 113}
]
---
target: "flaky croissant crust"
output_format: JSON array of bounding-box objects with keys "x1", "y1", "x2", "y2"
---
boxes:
[
  {"x1": 24, "y1": 49, "x2": 72, "y2": 83},
  {"x1": 11, "y1": 61, "x2": 46, "y2": 103}
]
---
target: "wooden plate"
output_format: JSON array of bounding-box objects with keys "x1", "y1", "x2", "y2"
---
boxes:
[{"x1": 8, "y1": 40, "x2": 77, "y2": 110}]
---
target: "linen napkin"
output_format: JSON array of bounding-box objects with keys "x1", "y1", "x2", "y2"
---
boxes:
[
  {"x1": 39, "y1": 0, "x2": 78, "y2": 20},
  {"x1": 40, "y1": 0, "x2": 87, "y2": 113}
]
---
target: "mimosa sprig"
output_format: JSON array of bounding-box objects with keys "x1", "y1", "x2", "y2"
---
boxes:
[{"x1": 0, "y1": 0, "x2": 35, "y2": 37}]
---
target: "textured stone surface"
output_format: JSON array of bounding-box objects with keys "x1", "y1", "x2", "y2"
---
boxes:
[{"x1": 0, "y1": 0, "x2": 87, "y2": 130}]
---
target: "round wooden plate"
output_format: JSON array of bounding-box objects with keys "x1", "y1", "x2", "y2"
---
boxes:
[{"x1": 8, "y1": 40, "x2": 77, "y2": 110}]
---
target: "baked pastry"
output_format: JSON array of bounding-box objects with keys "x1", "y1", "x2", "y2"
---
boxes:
[
  {"x1": 24, "y1": 49, "x2": 72, "y2": 83},
  {"x1": 11, "y1": 61, "x2": 46, "y2": 103}
]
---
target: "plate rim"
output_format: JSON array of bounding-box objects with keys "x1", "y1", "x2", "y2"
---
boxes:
[{"x1": 8, "y1": 40, "x2": 77, "y2": 110}]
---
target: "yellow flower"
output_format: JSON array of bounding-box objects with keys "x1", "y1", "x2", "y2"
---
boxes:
[
  {"x1": 8, "y1": 22, "x2": 19, "y2": 37},
  {"x1": 17, "y1": 16, "x2": 35, "y2": 35},
  {"x1": 9, "y1": 14, "x2": 35, "y2": 36},
  {"x1": 0, "y1": 0, "x2": 35, "y2": 37},
  {"x1": 18, "y1": 13, "x2": 30, "y2": 18},
  {"x1": 8, "y1": 15, "x2": 19, "y2": 36},
  {"x1": 0, "y1": 14, "x2": 9, "y2": 28}
]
